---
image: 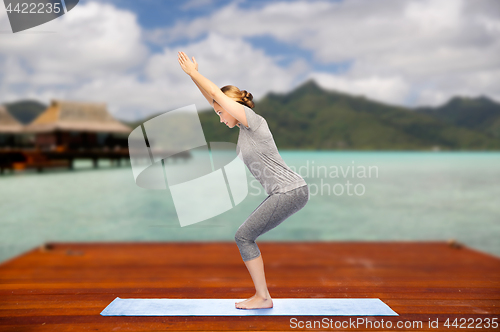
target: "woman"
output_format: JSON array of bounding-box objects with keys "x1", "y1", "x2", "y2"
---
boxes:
[{"x1": 178, "y1": 51, "x2": 309, "y2": 309}]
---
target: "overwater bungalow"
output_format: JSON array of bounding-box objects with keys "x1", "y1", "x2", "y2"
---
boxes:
[
  {"x1": 1, "y1": 100, "x2": 188, "y2": 172},
  {"x1": 23, "y1": 100, "x2": 132, "y2": 151},
  {"x1": 0, "y1": 106, "x2": 25, "y2": 148}
]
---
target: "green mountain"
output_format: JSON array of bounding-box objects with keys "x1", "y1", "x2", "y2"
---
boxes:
[
  {"x1": 4, "y1": 80, "x2": 500, "y2": 150},
  {"x1": 416, "y1": 96, "x2": 500, "y2": 139},
  {"x1": 198, "y1": 80, "x2": 500, "y2": 150},
  {"x1": 3, "y1": 100, "x2": 46, "y2": 124}
]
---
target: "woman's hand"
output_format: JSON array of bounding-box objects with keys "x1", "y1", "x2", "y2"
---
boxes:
[{"x1": 178, "y1": 51, "x2": 197, "y2": 75}]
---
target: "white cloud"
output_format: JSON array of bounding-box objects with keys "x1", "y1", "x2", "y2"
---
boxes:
[
  {"x1": 149, "y1": 0, "x2": 500, "y2": 106},
  {"x1": 0, "y1": 1, "x2": 151, "y2": 119},
  {"x1": 0, "y1": 1, "x2": 309, "y2": 120},
  {"x1": 86, "y1": 32, "x2": 310, "y2": 120},
  {"x1": 0, "y1": 2, "x2": 147, "y2": 79},
  {"x1": 311, "y1": 73, "x2": 411, "y2": 105},
  {"x1": 1, "y1": 0, "x2": 499, "y2": 122},
  {"x1": 0, "y1": 56, "x2": 29, "y2": 85},
  {"x1": 146, "y1": 32, "x2": 309, "y2": 95}
]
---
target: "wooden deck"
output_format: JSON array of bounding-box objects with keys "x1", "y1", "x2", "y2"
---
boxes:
[{"x1": 0, "y1": 241, "x2": 499, "y2": 331}]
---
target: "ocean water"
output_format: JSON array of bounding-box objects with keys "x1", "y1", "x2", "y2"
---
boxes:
[{"x1": 1, "y1": 151, "x2": 499, "y2": 264}]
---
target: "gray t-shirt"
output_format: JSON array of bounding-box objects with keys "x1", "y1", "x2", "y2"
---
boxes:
[{"x1": 236, "y1": 104, "x2": 307, "y2": 195}]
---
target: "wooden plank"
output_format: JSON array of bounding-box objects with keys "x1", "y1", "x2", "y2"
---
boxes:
[{"x1": 0, "y1": 242, "x2": 499, "y2": 331}]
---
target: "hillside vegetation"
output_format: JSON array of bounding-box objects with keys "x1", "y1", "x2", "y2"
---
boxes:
[{"x1": 4, "y1": 80, "x2": 500, "y2": 150}]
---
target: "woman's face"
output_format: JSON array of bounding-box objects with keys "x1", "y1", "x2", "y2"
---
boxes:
[{"x1": 213, "y1": 101, "x2": 240, "y2": 128}]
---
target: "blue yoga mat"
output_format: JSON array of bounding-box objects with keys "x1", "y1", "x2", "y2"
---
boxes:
[{"x1": 100, "y1": 297, "x2": 398, "y2": 316}]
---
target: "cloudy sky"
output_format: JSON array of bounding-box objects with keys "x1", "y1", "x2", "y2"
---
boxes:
[{"x1": 0, "y1": 0, "x2": 499, "y2": 121}]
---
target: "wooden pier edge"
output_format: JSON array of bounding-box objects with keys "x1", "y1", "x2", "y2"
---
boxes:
[{"x1": 0, "y1": 241, "x2": 499, "y2": 331}]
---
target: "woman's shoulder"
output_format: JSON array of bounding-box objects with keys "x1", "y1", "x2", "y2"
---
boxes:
[{"x1": 241, "y1": 104, "x2": 265, "y2": 131}]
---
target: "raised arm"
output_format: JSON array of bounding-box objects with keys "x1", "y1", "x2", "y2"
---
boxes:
[
  {"x1": 178, "y1": 51, "x2": 248, "y2": 127},
  {"x1": 187, "y1": 56, "x2": 214, "y2": 107},
  {"x1": 192, "y1": 77, "x2": 214, "y2": 107}
]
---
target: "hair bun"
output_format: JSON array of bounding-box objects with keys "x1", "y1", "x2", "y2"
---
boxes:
[
  {"x1": 220, "y1": 85, "x2": 255, "y2": 108},
  {"x1": 242, "y1": 90, "x2": 253, "y2": 101}
]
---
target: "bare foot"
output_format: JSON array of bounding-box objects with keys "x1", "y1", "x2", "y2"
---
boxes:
[
  {"x1": 235, "y1": 295, "x2": 273, "y2": 309},
  {"x1": 235, "y1": 294, "x2": 257, "y2": 306}
]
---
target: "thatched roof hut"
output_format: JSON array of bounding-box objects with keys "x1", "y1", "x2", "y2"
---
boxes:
[
  {"x1": 0, "y1": 106, "x2": 24, "y2": 133},
  {"x1": 24, "y1": 100, "x2": 131, "y2": 133}
]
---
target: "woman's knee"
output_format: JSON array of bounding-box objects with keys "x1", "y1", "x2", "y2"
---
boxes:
[
  {"x1": 297, "y1": 186, "x2": 310, "y2": 209},
  {"x1": 235, "y1": 228, "x2": 252, "y2": 244}
]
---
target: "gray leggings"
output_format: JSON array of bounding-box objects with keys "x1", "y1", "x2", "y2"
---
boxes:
[{"x1": 235, "y1": 185, "x2": 310, "y2": 261}]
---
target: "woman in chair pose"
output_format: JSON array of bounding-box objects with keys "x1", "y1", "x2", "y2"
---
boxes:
[{"x1": 178, "y1": 51, "x2": 309, "y2": 309}]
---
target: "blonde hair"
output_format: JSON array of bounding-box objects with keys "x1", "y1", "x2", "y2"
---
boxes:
[{"x1": 220, "y1": 85, "x2": 255, "y2": 109}]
